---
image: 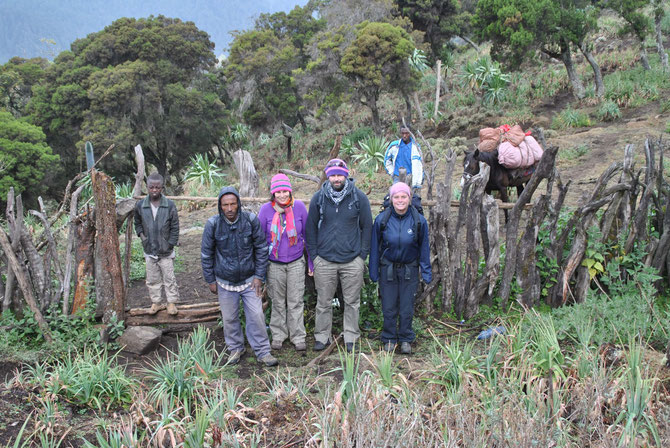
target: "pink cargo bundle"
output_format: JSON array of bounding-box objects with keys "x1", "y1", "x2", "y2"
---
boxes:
[
  {"x1": 498, "y1": 140, "x2": 534, "y2": 169},
  {"x1": 478, "y1": 127, "x2": 501, "y2": 152},
  {"x1": 523, "y1": 135, "x2": 544, "y2": 161}
]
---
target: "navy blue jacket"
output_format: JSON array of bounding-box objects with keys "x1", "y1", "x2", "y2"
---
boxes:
[
  {"x1": 369, "y1": 207, "x2": 432, "y2": 284},
  {"x1": 305, "y1": 180, "x2": 373, "y2": 264},
  {"x1": 201, "y1": 186, "x2": 268, "y2": 286}
]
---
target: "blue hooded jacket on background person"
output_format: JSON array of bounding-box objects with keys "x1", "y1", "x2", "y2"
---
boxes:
[{"x1": 201, "y1": 186, "x2": 268, "y2": 286}]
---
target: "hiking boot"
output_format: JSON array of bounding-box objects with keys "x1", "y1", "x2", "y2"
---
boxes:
[
  {"x1": 271, "y1": 340, "x2": 283, "y2": 350},
  {"x1": 345, "y1": 342, "x2": 355, "y2": 353},
  {"x1": 294, "y1": 341, "x2": 307, "y2": 352},
  {"x1": 383, "y1": 342, "x2": 395, "y2": 353},
  {"x1": 259, "y1": 354, "x2": 279, "y2": 367},
  {"x1": 149, "y1": 303, "x2": 161, "y2": 315},
  {"x1": 313, "y1": 340, "x2": 328, "y2": 351},
  {"x1": 166, "y1": 303, "x2": 178, "y2": 316},
  {"x1": 400, "y1": 342, "x2": 412, "y2": 355},
  {"x1": 227, "y1": 349, "x2": 245, "y2": 365}
]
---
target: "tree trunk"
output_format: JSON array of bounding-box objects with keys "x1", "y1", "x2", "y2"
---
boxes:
[
  {"x1": 233, "y1": 150, "x2": 260, "y2": 199},
  {"x1": 655, "y1": 10, "x2": 669, "y2": 70},
  {"x1": 579, "y1": 43, "x2": 604, "y2": 97},
  {"x1": 402, "y1": 93, "x2": 412, "y2": 127},
  {"x1": 92, "y1": 169, "x2": 125, "y2": 324},
  {"x1": 368, "y1": 94, "x2": 382, "y2": 135},
  {"x1": 639, "y1": 43, "x2": 651, "y2": 70},
  {"x1": 560, "y1": 42, "x2": 585, "y2": 99},
  {"x1": 286, "y1": 135, "x2": 292, "y2": 162}
]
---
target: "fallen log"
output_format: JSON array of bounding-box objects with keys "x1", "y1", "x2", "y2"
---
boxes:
[
  {"x1": 127, "y1": 305, "x2": 220, "y2": 317},
  {"x1": 126, "y1": 314, "x2": 219, "y2": 326}
]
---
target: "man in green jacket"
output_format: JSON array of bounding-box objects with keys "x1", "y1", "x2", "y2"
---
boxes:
[{"x1": 134, "y1": 172, "x2": 180, "y2": 315}]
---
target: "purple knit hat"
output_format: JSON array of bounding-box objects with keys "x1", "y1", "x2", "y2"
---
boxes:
[
  {"x1": 389, "y1": 182, "x2": 411, "y2": 197},
  {"x1": 324, "y1": 158, "x2": 349, "y2": 177},
  {"x1": 270, "y1": 173, "x2": 292, "y2": 194}
]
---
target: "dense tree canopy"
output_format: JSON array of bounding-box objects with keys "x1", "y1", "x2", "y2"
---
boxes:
[
  {"x1": 0, "y1": 110, "x2": 59, "y2": 202},
  {"x1": 395, "y1": 0, "x2": 471, "y2": 58},
  {"x1": 0, "y1": 57, "x2": 48, "y2": 117},
  {"x1": 28, "y1": 15, "x2": 225, "y2": 186},
  {"x1": 474, "y1": 0, "x2": 602, "y2": 98},
  {"x1": 340, "y1": 21, "x2": 418, "y2": 133},
  {"x1": 225, "y1": 4, "x2": 325, "y2": 130}
]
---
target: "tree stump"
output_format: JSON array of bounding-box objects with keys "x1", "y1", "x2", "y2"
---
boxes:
[
  {"x1": 233, "y1": 149, "x2": 259, "y2": 198},
  {"x1": 92, "y1": 169, "x2": 125, "y2": 323}
]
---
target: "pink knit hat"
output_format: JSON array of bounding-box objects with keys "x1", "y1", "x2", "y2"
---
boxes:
[
  {"x1": 324, "y1": 158, "x2": 349, "y2": 177},
  {"x1": 270, "y1": 173, "x2": 292, "y2": 194},
  {"x1": 389, "y1": 182, "x2": 411, "y2": 198}
]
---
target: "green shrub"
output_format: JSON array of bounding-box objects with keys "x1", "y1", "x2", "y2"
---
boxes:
[
  {"x1": 552, "y1": 107, "x2": 591, "y2": 129},
  {"x1": 596, "y1": 100, "x2": 622, "y2": 122},
  {"x1": 559, "y1": 144, "x2": 591, "y2": 160},
  {"x1": 183, "y1": 153, "x2": 225, "y2": 187}
]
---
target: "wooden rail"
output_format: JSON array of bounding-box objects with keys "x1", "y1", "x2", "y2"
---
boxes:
[{"x1": 134, "y1": 196, "x2": 529, "y2": 210}]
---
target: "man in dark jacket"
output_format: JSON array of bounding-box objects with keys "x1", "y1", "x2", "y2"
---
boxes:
[
  {"x1": 305, "y1": 159, "x2": 372, "y2": 353},
  {"x1": 134, "y1": 172, "x2": 180, "y2": 316},
  {"x1": 201, "y1": 186, "x2": 278, "y2": 367}
]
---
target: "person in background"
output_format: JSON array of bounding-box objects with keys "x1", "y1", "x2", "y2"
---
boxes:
[
  {"x1": 384, "y1": 126, "x2": 424, "y2": 194},
  {"x1": 305, "y1": 159, "x2": 372, "y2": 353},
  {"x1": 258, "y1": 173, "x2": 313, "y2": 352},
  {"x1": 201, "y1": 186, "x2": 278, "y2": 367},
  {"x1": 134, "y1": 172, "x2": 180, "y2": 316},
  {"x1": 369, "y1": 182, "x2": 431, "y2": 355}
]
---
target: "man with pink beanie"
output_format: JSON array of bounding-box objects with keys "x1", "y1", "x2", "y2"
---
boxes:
[
  {"x1": 305, "y1": 159, "x2": 372, "y2": 353},
  {"x1": 258, "y1": 173, "x2": 312, "y2": 352}
]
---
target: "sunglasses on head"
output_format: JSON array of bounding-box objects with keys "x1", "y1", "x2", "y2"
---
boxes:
[{"x1": 327, "y1": 160, "x2": 347, "y2": 168}]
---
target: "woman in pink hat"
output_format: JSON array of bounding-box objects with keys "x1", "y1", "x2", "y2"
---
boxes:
[{"x1": 258, "y1": 173, "x2": 313, "y2": 352}]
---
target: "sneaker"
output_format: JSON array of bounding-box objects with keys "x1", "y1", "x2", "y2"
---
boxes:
[
  {"x1": 400, "y1": 342, "x2": 412, "y2": 355},
  {"x1": 228, "y1": 349, "x2": 245, "y2": 365},
  {"x1": 149, "y1": 303, "x2": 161, "y2": 315},
  {"x1": 383, "y1": 342, "x2": 395, "y2": 352},
  {"x1": 271, "y1": 340, "x2": 283, "y2": 350},
  {"x1": 259, "y1": 354, "x2": 279, "y2": 367},
  {"x1": 294, "y1": 342, "x2": 307, "y2": 352},
  {"x1": 166, "y1": 303, "x2": 178, "y2": 315},
  {"x1": 313, "y1": 340, "x2": 328, "y2": 351}
]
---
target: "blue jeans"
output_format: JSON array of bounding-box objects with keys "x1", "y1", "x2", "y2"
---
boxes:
[
  {"x1": 217, "y1": 284, "x2": 271, "y2": 359},
  {"x1": 379, "y1": 262, "x2": 419, "y2": 343}
]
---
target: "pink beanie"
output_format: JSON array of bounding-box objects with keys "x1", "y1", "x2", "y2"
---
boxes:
[
  {"x1": 324, "y1": 158, "x2": 349, "y2": 177},
  {"x1": 389, "y1": 182, "x2": 411, "y2": 198},
  {"x1": 270, "y1": 173, "x2": 292, "y2": 194}
]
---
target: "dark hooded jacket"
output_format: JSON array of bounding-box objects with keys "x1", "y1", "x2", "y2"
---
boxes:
[
  {"x1": 134, "y1": 194, "x2": 179, "y2": 258},
  {"x1": 201, "y1": 186, "x2": 268, "y2": 286}
]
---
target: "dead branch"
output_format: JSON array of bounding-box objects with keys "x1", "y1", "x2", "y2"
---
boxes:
[{"x1": 0, "y1": 230, "x2": 52, "y2": 342}]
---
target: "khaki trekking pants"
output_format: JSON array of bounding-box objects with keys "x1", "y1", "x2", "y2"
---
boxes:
[
  {"x1": 145, "y1": 255, "x2": 179, "y2": 304},
  {"x1": 267, "y1": 257, "x2": 306, "y2": 345},
  {"x1": 313, "y1": 256, "x2": 364, "y2": 344}
]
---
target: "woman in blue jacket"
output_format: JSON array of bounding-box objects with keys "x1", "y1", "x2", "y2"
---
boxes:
[{"x1": 369, "y1": 182, "x2": 432, "y2": 354}]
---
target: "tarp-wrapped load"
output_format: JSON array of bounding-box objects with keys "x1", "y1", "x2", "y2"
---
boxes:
[{"x1": 478, "y1": 127, "x2": 501, "y2": 152}]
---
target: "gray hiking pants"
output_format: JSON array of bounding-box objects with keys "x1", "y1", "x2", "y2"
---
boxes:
[
  {"x1": 268, "y1": 257, "x2": 306, "y2": 345},
  {"x1": 217, "y1": 284, "x2": 271, "y2": 359},
  {"x1": 313, "y1": 256, "x2": 364, "y2": 344}
]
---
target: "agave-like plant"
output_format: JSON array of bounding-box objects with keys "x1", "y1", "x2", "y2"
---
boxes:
[
  {"x1": 352, "y1": 135, "x2": 389, "y2": 172},
  {"x1": 408, "y1": 48, "x2": 430, "y2": 73},
  {"x1": 183, "y1": 154, "x2": 225, "y2": 187}
]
